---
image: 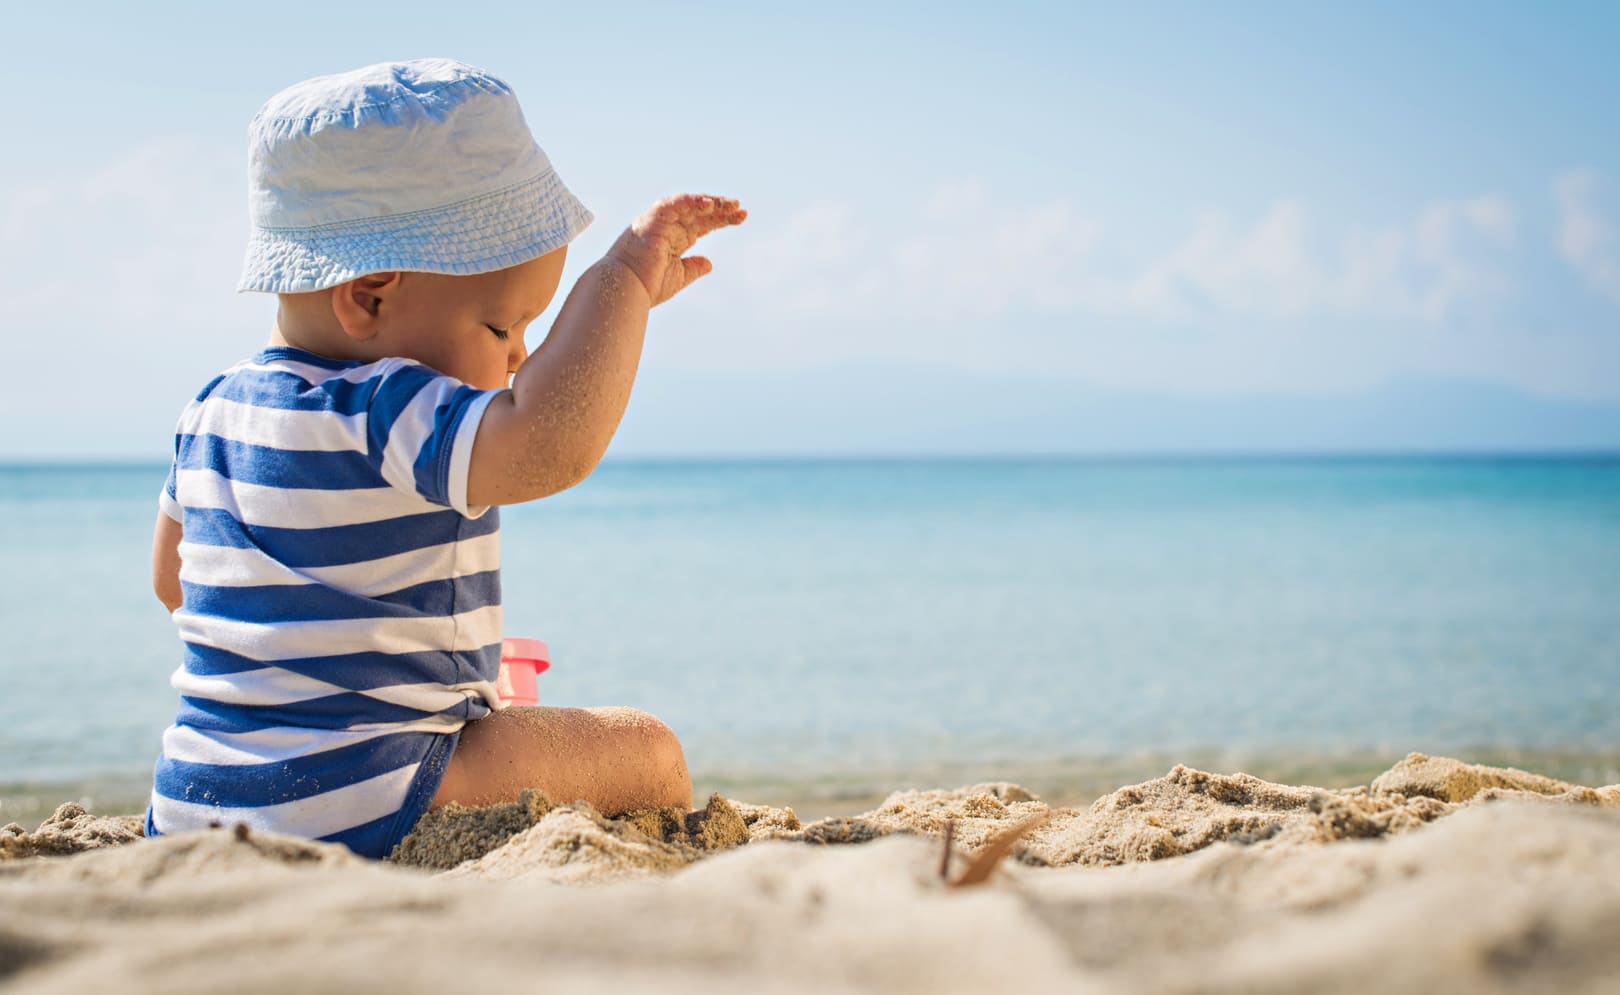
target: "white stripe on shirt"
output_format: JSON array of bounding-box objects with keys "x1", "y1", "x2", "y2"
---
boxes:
[
  {"x1": 175, "y1": 468, "x2": 427, "y2": 528},
  {"x1": 173, "y1": 604, "x2": 504, "y2": 662},
  {"x1": 190, "y1": 395, "x2": 367, "y2": 452},
  {"x1": 151, "y1": 762, "x2": 423, "y2": 840}
]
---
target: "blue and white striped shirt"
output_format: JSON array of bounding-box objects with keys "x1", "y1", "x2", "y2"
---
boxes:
[{"x1": 147, "y1": 346, "x2": 506, "y2": 857}]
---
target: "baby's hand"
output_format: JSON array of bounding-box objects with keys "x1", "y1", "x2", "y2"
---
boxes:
[{"x1": 603, "y1": 193, "x2": 747, "y2": 307}]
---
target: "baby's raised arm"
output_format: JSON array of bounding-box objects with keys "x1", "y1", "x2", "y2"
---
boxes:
[{"x1": 466, "y1": 194, "x2": 746, "y2": 506}]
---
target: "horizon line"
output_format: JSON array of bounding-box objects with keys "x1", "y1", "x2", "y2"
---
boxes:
[{"x1": 5, "y1": 447, "x2": 1620, "y2": 469}]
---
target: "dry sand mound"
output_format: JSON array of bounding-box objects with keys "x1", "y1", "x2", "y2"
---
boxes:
[
  {"x1": 383, "y1": 753, "x2": 1612, "y2": 885},
  {"x1": 0, "y1": 804, "x2": 143, "y2": 860},
  {"x1": 390, "y1": 790, "x2": 752, "y2": 878},
  {"x1": 4, "y1": 754, "x2": 1619, "y2": 993}
]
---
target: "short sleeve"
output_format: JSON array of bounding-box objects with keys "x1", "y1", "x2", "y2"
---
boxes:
[
  {"x1": 364, "y1": 361, "x2": 501, "y2": 517},
  {"x1": 158, "y1": 459, "x2": 182, "y2": 522}
]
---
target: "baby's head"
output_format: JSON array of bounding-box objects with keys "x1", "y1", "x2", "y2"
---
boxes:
[{"x1": 240, "y1": 59, "x2": 592, "y2": 389}]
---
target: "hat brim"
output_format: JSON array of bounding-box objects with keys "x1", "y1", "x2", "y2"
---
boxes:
[{"x1": 237, "y1": 166, "x2": 593, "y2": 294}]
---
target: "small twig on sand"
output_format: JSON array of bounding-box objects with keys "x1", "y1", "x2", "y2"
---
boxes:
[
  {"x1": 949, "y1": 812, "x2": 1050, "y2": 889},
  {"x1": 938, "y1": 820, "x2": 956, "y2": 881}
]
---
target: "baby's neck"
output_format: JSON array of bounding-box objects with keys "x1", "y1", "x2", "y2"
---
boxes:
[{"x1": 269, "y1": 297, "x2": 365, "y2": 361}]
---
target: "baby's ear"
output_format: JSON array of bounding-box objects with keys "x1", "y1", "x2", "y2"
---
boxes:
[{"x1": 331, "y1": 272, "x2": 401, "y2": 340}]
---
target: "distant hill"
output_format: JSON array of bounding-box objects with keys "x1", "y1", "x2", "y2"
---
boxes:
[{"x1": 609, "y1": 364, "x2": 1620, "y2": 457}]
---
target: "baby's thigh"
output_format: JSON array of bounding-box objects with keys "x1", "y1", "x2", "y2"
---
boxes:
[{"x1": 431, "y1": 705, "x2": 691, "y2": 814}]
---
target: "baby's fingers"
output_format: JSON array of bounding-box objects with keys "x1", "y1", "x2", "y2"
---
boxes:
[
  {"x1": 681, "y1": 255, "x2": 713, "y2": 283},
  {"x1": 655, "y1": 193, "x2": 747, "y2": 237},
  {"x1": 661, "y1": 193, "x2": 741, "y2": 217},
  {"x1": 686, "y1": 203, "x2": 746, "y2": 246}
]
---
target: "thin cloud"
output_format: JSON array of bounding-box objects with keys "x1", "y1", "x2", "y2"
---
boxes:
[
  {"x1": 0, "y1": 140, "x2": 268, "y2": 453},
  {"x1": 733, "y1": 181, "x2": 1097, "y2": 323},
  {"x1": 1555, "y1": 168, "x2": 1620, "y2": 307},
  {"x1": 0, "y1": 140, "x2": 245, "y2": 327},
  {"x1": 1127, "y1": 201, "x2": 1328, "y2": 319},
  {"x1": 733, "y1": 200, "x2": 873, "y2": 318},
  {"x1": 1131, "y1": 195, "x2": 1516, "y2": 322},
  {"x1": 732, "y1": 184, "x2": 1518, "y2": 325}
]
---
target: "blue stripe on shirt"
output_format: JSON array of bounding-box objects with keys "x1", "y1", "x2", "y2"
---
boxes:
[
  {"x1": 180, "y1": 569, "x2": 501, "y2": 624},
  {"x1": 366, "y1": 363, "x2": 442, "y2": 464},
  {"x1": 178, "y1": 434, "x2": 384, "y2": 491},
  {"x1": 153, "y1": 731, "x2": 435, "y2": 808},
  {"x1": 414, "y1": 385, "x2": 485, "y2": 502},
  {"x1": 180, "y1": 643, "x2": 502, "y2": 690},
  {"x1": 191, "y1": 372, "x2": 230, "y2": 403},
  {"x1": 180, "y1": 505, "x2": 499, "y2": 565},
  {"x1": 255, "y1": 346, "x2": 359, "y2": 371},
  {"x1": 209, "y1": 365, "x2": 381, "y2": 416},
  {"x1": 322, "y1": 810, "x2": 412, "y2": 854},
  {"x1": 177, "y1": 689, "x2": 490, "y2": 732},
  {"x1": 363, "y1": 364, "x2": 487, "y2": 506}
]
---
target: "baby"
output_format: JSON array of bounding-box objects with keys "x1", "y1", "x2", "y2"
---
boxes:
[{"x1": 146, "y1": 58, "x2": 746, "y2": 858}]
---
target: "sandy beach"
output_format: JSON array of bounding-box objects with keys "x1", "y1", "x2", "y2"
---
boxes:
[{"x1": 2, "y1": 752, "x2": 1618, "y2": 993}]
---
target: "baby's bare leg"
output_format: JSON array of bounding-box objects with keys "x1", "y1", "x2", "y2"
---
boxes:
[{"x1": 430, "y1": 706, "x2": 692, "y2": 814}]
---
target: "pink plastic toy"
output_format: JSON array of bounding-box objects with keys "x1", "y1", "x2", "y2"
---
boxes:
[{"x1": 496, "y1": 637, "x2": 551, "y2": 707}]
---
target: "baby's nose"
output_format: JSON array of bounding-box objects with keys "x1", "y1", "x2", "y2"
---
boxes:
[{"x1": 508, "y1": 336, "x2": 529, "y2": 376}]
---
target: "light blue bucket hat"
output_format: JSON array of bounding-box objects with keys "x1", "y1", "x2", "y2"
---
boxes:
[{"x1": 238, "y1": 58, "x2": 593, "y2": 293}]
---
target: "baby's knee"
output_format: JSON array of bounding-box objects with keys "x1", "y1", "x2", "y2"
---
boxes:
[
  {"x1": 594, "y1": 706, "x2": 690, "y2": 804},
  {"x1": 599, "y1": 706, "x2": 686, "y2": 765}
]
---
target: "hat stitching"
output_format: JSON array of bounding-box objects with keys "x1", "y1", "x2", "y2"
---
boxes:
[
  {"x1": 239, "y1": 178, "x2": 590, "y2": 292},
  {"x1": 251, "y1": 167, "x2": 558, "y2": 233},
  {"x1": 247, "y1": 212, "x2": 581, "y2": 260}
]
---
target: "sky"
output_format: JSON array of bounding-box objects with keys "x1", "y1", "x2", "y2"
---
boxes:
[{"x1": 2, "y1": 0, "x2": 1619, "y2": 457}]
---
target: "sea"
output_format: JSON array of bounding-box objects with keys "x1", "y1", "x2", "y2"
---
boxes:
[{"x1": 3, "y1": 456, "x2": 1619, "y2": 816}]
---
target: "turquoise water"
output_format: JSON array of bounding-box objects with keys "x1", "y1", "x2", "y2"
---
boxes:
[{"x1": 2, "y1": 457, "x2": 1618, "y2": 789}]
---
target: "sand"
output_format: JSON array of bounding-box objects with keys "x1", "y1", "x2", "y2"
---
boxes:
[
  {"x1": 0, "y1": 804, "x2": 144, "y2": 860},
  {"x1": 3, "y1": 752, "x2": 1619, "y2": 993}
]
